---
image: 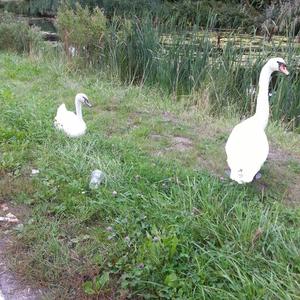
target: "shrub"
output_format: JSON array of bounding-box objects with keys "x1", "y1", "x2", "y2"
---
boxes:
[
  {"x1": 104, "y1": 16, "x2": 161, "y2": 84},
  {"x1": 56, "y1": 2, "x2": 107, "y2": 65},
  {"x1": 0, "y1": 12, "x2": 42, "y2": 53}
]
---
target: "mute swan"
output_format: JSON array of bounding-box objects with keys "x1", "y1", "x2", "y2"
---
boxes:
[
  {"x1": 225, "y1": 58, "x2": 289, "y2": 184},
  {"x1": 54, "y1": 93, "x2": 92, "y2": 137}
]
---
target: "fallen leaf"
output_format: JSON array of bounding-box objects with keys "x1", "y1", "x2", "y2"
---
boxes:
[{"x1": 251, "y1": 227, "x2": 263, "y2": 247}]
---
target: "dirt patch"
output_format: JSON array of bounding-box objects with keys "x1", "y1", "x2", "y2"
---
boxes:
[
  {"x1": 151, "y1": 135, "x2": 193, "y2": 157},
  {"x1": 267, "y1": 145, "x2": 300, "y2": 206},
  {"x1": 171, "y1": 136, "x2": 193, "y2": 152},
  {"x1": 162, "y1": 111, "x2": 180, "y2": 124},
  {"x1": 268, "y1": 145, "x2": 300, "y2": 162},
  {"x1": 0, "y1": 202, "x2": 46, "y2": 299},
  {"x1": 0, "y1": 238, "x2": 44, "y2": 300},
  {"x1": 150, "y1": 134, "x2": 163, "y2": 141}
]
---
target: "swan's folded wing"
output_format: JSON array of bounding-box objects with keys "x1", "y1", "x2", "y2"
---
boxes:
[
  {"x1": 55, "y1": 111, "x2": 87, "y2": 137},
  {"x1": 225, "y1": 119, "x2": 269, "y2": 182},
  {"x1": 56, "y1": 104, "x2": 67, "y2": 117}
]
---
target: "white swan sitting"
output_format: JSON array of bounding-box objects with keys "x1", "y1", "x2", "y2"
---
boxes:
[
  {"x1": 225, "y1": 58, "x2": 289, "y2": 184},
  {"x1": 54, "y1": 93, "x2": 92, "y2": 137}
]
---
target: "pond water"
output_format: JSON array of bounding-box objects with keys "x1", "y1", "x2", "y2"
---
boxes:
[{"x1": 29, "y1": 17, "x2": 56, "y2": 33}]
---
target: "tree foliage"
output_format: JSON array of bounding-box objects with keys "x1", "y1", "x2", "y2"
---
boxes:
[{"x1": 2, "y1": 0, "x2": 300, "y2": 35}]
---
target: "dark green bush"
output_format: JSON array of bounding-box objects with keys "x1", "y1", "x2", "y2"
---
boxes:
[
  {"x1": 99, "y1": 0, "x2": 162, "y2": 18},
  {"x1": 25, "y1": 0, "x2": 59, "y2": 17}
]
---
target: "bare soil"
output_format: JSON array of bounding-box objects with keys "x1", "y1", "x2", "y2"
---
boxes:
[{"x1": 0, "y1": 202, "x2": 45, "y2": 300}]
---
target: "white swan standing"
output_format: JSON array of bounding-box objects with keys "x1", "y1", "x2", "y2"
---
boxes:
[
  {"x1": 225, "y1": 58, "x2": 289, "y2": 184},
  {"x1": 54, "y1": 93, "x2": 92, "y2": 137}
]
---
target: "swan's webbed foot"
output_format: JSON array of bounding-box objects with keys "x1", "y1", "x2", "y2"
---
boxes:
[{"x1": 254, "y1": 172, "x2": 262, "y2": 180}]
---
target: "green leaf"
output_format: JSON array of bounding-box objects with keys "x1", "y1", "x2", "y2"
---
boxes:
[
  {"x1": 164, "y1": 272, "x2": 178, "y2": 288},
  {"x1": 95, "y1": 272, "x2": 110, "y2": 290},
  {"x1": 82, "y1": 280, "x2": 95, "y2": 295}
]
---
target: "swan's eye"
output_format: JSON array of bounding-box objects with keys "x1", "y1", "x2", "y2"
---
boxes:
[
  {"x1": 82, "y1": 96, "x2": 92, "y2": 107},
  {"x1": 277, "y1": 61, "x2": 286, "y2": 68}
]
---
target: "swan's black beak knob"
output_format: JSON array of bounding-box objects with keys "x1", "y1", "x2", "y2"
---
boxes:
[{"x1": 84, "y1": 99, "x2": 92, "y2": 107}]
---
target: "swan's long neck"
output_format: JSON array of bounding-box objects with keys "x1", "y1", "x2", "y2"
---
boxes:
[
  {"x1": 254, "y1": 64, "x2": 272, "y2": 130},
  {"x1": 75, "y1": 97, "x2": 83, "y2": 119}
]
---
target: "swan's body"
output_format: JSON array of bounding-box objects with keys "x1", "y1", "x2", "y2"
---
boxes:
[
  {"x1": 225, "y1": 58, "x2": 289, "y2": 184},
  {"x1": 54, "y1": 93, "x2": 92, "y2": 137},
  {"x1": 226, "y1": 116, "x2": 269, "y2": 183}
]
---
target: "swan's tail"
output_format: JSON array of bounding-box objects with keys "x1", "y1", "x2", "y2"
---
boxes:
[
  {"x1": 56, "y1": 104, "x2": 67, "y2": 117},
  {"x1": 54, "y1": 104, "x2": 67, "y2": 130},
  {"x1": 229, "y1": 168, "x2": 255, "y2": 184}
]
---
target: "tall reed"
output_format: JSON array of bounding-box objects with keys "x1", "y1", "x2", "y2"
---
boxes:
[{"x1": 57, "y1": 7, "x2": 300, "y2": 128}]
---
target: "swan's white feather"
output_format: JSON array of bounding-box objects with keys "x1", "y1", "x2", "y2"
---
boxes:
[
  {"x1": 56, "y1": 103, "x2": 67, "y2": 116},
  {"x1": 54, "y1": 102, "x2": 87, "y2": 138},
  {"x1": 225, "y1": 57, "x2": 288, "y2": 184},
  {"x1": 225, "y1": 116, "x2": 269, "y2": 183},
  {"x1": 54, "y1": 109, "x2": 87, "y2": 137}
]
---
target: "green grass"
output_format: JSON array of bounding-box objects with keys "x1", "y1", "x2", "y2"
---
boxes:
[{"x1": 0, "y1": 51, "x2": 300, "y2": 299}]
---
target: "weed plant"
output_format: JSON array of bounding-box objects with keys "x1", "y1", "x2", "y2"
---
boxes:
[{"x1": 0, "y1": 12, "x2": 43, "y2": 53}]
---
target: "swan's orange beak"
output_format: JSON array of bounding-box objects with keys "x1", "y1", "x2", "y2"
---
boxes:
[{"x1": 279, "y1": 63, "x2": 289, "y2": 75}]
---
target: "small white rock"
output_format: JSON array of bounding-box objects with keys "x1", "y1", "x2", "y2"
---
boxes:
[
  {"x1": 6, "y1": 212, "x2": 16, "y2": 219},
  {"x1": 31, "y1": 169, "x2": 40, "y2": 175},
  {"x1": 0, "y1": 214, "x2": 18, "y2": 223},
  {"x1": 0, "y1": 204, "x2": 9, "y2": 211},
  {"x1": 106, "y1": 226, "x2": 113, "y2": 232},
  {"x1": 153, "y1": 236, "x2": 160, "y2": 242}
]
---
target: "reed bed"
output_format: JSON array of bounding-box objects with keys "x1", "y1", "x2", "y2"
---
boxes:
[{"x1": 56, "y1": 7, "x2": 300, "y2": 129}]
